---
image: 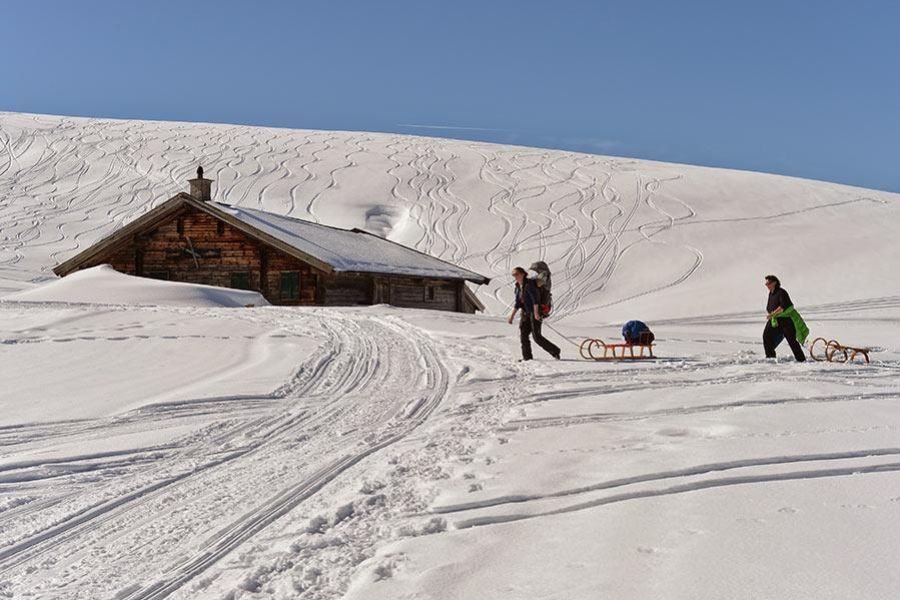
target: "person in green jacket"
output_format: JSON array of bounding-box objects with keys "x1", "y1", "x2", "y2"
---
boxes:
[{"x1": 763, "y1": 275, "x2": 808, "y2": 362}]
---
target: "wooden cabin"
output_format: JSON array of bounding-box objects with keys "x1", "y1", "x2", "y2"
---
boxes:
[{"x1": 53, "y1": 168, "x2": 490, "y2": 313}]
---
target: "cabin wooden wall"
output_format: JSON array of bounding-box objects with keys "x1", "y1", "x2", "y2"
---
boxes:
[
  {"x1": 328, "y1": 273, "x2": 462, "y2": 312},
  {"x1": 388, "y1": 278, "x2": 458, "y2": 312},
  {"x1": 75, "y1": 205, "x2": 481, "y2": 312},
  {"x1": 93, "y1": 206, "x2": 325, "y2": 305}
]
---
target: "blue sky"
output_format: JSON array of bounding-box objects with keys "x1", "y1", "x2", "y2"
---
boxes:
[{"x1": 3, "y1": 1, "x2": 898, "y2": 192}]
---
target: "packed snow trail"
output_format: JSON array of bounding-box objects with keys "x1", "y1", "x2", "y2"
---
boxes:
[
  {"x1": 335, "y1": 314, "x2": 900, "y2": 600},
  {"x1": 0, "y1": 305, "x2": 448, "y2": 598}
]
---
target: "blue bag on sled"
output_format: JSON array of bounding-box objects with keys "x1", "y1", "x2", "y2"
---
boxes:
[{"x1": 622, "y1": 320, "x2": 655, "y2": 345}]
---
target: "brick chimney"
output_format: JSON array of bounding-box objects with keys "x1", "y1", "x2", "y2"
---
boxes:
[{"x1": 189, "y1": 166, "x2": 212, "y2": 201}]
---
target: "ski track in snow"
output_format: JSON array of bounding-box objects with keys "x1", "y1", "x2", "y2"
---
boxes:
[
  {"x1": 0, "y1": 307, "x2": 450, "y2": 598},
  {"x1": 437, "y1": 448, "x2": 900, "y2": 522},
  {"x1": 451, "y1": 461, "x2": 900, "y2": 530},
  {"x1": 4, "y1": 112, "x2": 894, "y2": 313}
]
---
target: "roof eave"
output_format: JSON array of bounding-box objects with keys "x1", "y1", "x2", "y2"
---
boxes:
[
  {"x1": 53, "y1": 193, "x2": 338, "y2": 277},
  {"x1": 53, "y1": 193, "x2": 194, "y2": 276},
  {"x1": 463, "y1": 283, "x2": 486, "y2": 312},
  {"x1": 334, "y1": 267, "x2": 489, "y2": 285}
]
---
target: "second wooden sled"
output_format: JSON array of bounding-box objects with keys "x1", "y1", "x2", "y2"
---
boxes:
[
  {"x1": 580, "y1": 338, "x2": 655, "y2": 361},
  {"x1": 808, "y1": 337, "x2": 871, "y2": 364}
]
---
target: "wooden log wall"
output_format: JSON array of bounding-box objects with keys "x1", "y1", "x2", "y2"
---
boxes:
[
  {"x1": 89, "y1": 206, "x2": 325, "y2": 305},
  {"x1": 75, "y1": 205, "x2": 480, "y2": 312}
]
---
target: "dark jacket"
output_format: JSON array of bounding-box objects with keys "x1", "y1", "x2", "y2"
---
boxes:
[
  {"x1": 514, "y1": 279, "x2": 540, "y2": 313},
  {"x1": 766, "y1": 287, "x2": 793, "y2": 313}
]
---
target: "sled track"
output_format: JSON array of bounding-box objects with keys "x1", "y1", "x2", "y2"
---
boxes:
[
  {"x1": 435, "y1": 447, "x2": 900, "y2": 515},
  {"x1": 453, "y1": 461, "x2": 900, "y2": 530},
  {"x1": 502, "y1": 390, "x2": 900, "y2": 432}
]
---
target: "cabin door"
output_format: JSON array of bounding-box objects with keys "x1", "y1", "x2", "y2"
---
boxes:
[{"x1": 372, "y1": 278, "x2": 389, "y2": 304}]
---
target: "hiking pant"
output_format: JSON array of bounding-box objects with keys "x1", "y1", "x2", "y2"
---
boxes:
[
  {"x1": 520, "y1": 313, "x2": 560, "y2": 360},
  {"x1": 763, "y1": 317, "x2": 806, "y2": 362}
]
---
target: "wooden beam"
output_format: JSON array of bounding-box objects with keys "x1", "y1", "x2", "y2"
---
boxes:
[
  {"x1": 317, "y1": 274, "x2": 327, "y2": 305},
  {"x1": 259, "y1": 246, "x2": 269, "y2": 297}
]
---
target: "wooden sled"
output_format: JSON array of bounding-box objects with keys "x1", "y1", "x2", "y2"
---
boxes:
[
  {"x1": 808, "y1": 337, "x2": 870, "y2": 364},
  {"x1": 580, "y1": 338, "x2": 655, "y2": 361}
]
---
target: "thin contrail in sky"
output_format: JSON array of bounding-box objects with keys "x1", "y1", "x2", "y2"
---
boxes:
[{"x1": 396, "y1": 123, "x2": 512, "y2": 132}]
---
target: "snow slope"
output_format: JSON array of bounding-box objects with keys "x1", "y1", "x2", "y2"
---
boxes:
[
  {"x1": 1, "y1": 112, "x2": 897, "y2": 320},
  {"x1": 1, "y1": 112, "x2": 899, "y2": 599}
]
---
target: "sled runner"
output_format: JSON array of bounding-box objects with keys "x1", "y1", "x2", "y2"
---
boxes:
[
  {"x1": 808, "y1": 337, "x2": 871, "y2": 364},
  {"x1": 579, "y1": 337, "x2": 655, "y2": 361}
]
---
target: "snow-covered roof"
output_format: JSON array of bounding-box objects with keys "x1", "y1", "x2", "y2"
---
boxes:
[
  {"x1": 53, "y1": 193, "x2": 489, "y2": 284},
  {"x1": 209, "y1": 202, "x2": 489, "y2": 283}
]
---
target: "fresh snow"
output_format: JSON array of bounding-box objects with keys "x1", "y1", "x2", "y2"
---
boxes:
[
  {"x1": 0, "y1": 112, "x2": 899, "y2": 599},
  {"x1": 8, "y1": 264, "x2": 268, "y2": 307}
]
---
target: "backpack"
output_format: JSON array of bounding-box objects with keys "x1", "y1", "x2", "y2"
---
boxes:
[
  {"x1": 622, "y1": 320, "x2": 655, "y2": 345},
  {"x1": 529, "y1": 261, "x2": 552, "y2": 316}
]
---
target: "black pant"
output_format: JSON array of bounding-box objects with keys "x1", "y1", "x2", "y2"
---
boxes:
[
  {"x1": 520, "y1": 313, "x2": 560, "y2": 360},
  {"x1": 763, "y1": 318, "x2": 806, "y2": 362}
]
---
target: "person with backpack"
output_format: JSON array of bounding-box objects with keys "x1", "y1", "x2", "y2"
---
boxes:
[
  {"x1": 507, "y1": 266, "x2": 561, "y2": 361},
  {"x1": 529, "y1": 261, "x2": 553, "y2": 317},
  {"x1": 763, "y1": 274, "x2": 808, "y2": 362}
]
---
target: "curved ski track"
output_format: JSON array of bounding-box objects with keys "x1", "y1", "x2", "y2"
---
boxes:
[
  {"x1": 0, "y1": 308, "x2": 450, "y2": 599},
  {"x1": 6, "y1": 112, "x2": 888, "y2": 315}
]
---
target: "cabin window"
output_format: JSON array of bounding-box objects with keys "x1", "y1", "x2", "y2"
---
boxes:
[
  {"x1": 176, "y1": 217, "x2": 184, "y2": 236},
  {"x1": 230, "y1": 272, "x2": 251, "y2": 290},
  {"x1": 147, "y1": 271, "x2": 169, "y2": 280},
  {"x1": 425, "y1": 285, "x2": 437, "y2": 302},
  {"x1": 280, "y1": 272, "x2": 300, "y2": 300},
  {"x1": 217, "y1": 221, "x2": 225, "y2": 236}
]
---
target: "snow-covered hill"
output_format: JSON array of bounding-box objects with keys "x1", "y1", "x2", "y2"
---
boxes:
[
  {"x1": 1, "y1": 113, "x2": 899, "y2": 599},
  {"x1": 2, "y1": 112, "x2": 898, "y2": 322}
]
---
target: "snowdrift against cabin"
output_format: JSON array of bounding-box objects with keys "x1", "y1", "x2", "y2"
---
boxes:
[{"x1": 7, "y1": 264, "x2": 268, "y2": 307}]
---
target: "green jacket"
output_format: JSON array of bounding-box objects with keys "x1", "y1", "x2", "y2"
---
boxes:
[{"x1": 772, "y1": 305, "x2": 809, "y2": 345}]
